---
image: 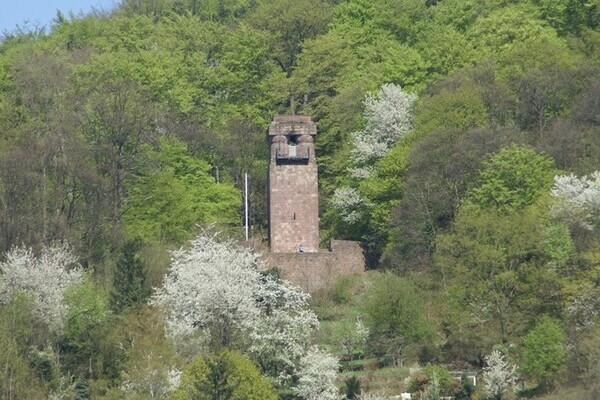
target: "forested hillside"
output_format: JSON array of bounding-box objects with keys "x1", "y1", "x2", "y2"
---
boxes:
[{"x1": 1, "y1": 0, "x2": 599, "y2": 398}]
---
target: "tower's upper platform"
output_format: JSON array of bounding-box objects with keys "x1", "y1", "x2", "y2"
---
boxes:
[{"x1": 268, "y1": 115, "x2": 317, "y2": 138}]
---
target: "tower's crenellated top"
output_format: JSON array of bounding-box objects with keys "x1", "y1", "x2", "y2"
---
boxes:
[
  {"x1": 268, "y1": 115, "x2": 317, "y2": 163},
  {"x1": 268, "y1": 115, "x2": 317, "y2": 138}
]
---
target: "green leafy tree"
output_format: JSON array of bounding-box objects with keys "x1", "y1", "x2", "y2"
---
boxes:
[
  {"x1": 510, "y1": 63, "x2": 582, "y2": 138},
  {"x1": 172, "y1": 350, "x2": 277, "y2": 400},
  {"x1": 542, "y1": 223, "x2": 576, "y2": 273},
  {"x1": 248, "y1": 0, "x2": 333, "y2": 75},
  {"x1": 74, "y1": 63, "x2": 163, "y2": 223},
  {"x1": 383, "y1": 123, "x2": 520, "y2": 271},
  {"x1": 409, "y1": 365, "x2": 456, "y2": 399},
  {"x1": 521, "y1": 316, "x2": 567, "y2": 390},
  {"x1": 413, "y1": 81, "x2": 488, "y2": 136},
  {"x1": 467, "y1": 4, "x2": 557, "y2": 56},
  {"x1": 108, "y1": 306, "x2": 179, "y2": 399},
  {"x1": 436, "y1": 148, "x2": 563, "y2": 348},
  {"x1": 123, "y1": 139, "x2": 241, "y2": 244},
  {"x1": 535, "y1": 0, "x2": 596, "y2": 34},
  {"x1": 436, "y1": 204, "x2": 564, "y2": 345},
  {"x1": 0, "y1": 334, "x2": 46, "y2": 399},
  {"x1": 468, "y1": 145, "x2": 558, "y2": 211},
  {"x1": 455, "y1": 373, "x2": 475, "y2": 400},
  {"x1": 0, "y1": 294, "x2": 47, "y2": 398},
  {"x1": 538, "y1": 74, "x2": 600, "y2": 176},
  {"x1": 364, "y1": 273, "x2": 431, "y2": 361},
  {"x1": 61, "y1": 274, "x2": 109, "y2": 377}
]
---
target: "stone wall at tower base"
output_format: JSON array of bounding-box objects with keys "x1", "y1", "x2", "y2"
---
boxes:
[{"x1": 263, "y1": 240, "x2": 365, "y2": 293}]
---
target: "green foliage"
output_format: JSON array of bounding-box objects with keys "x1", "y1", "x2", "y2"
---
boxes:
[
  {"x1": 535, "y1": 0, "x2": 597, "y2": 34},
  {"x1": 567, "y1": 323, "x2": 600, "y2": 388},
  {"x1": 27, "y1": 346, "x2": 62, "y2": 389},
  {"x1": 521, "y1": 316, "x2": 567, "y2": 389},
  {"x1": 382, "y1": 123, "x2": 520, "y2": 271},
  {"x1": 118, "y1": 0, "x2": 258, "y2": 22},
  {"x1": 75, "y1": 376, "x2": 90, "y2": 400},
  {"x1": 172, "y1": 350, "x2": 277, "y2": 400},
  {"x1": 1, "y1": 0, "x2": 599, "y2": 396},
  {"x1": 61, "y1": 274, "x2": 109, "y2": 377},
  {"x1": 415, "y1": 24, "x2": 475, "y2": 81},
  {"x1": 0, "y1": 292, "x2": 48, "y2": 351},
  {"x1": 455, "y1": 373, "x2": 475, "y2": 400},
  {"x1": 436, "y1": 203, "x2": 565, "y2": 345},
  {"x1": 409, "y1": 365, "x2": 457, "y2": 398},
  {"x1": 364, "y1": 273, "x2": 431, "y2": 358},
  {"x1": 414, "y1": 83, "x2": 488, "y2": 135},
  {"x1": 0, "y1": 333, "x2": 46, "y2": 398},
  {"x1": 123, "y1": 139, "x2": 241, "y2": 244},
  {"x1": 0, "y1": 294, "x2": 47, "y2": 398},
  {"x1": 332, "y1": 274, "x2": 359, "y2": 305},
  {"x1": 468, "y1": 145, "x2": 558, "y2": 211},
  {"x1": 248, "y1": 0, "x2": 333, "y2": 75},
  {"x1": 104, "y1": 306, "x2": 178, "y2": 399},
  {"x1": 467, "y1": 4, "x2": 556, "y2": 55},
  {"x1": 110, "y1": 240, "x2": 151, "y2": 313},
  {"x1": 543, "y1": 223, "x2": 576, "y2": 273}
]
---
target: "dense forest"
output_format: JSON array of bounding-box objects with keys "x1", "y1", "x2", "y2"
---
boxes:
[{"x1": 1, "y1": 0, "x2": 599, "y2": 398}]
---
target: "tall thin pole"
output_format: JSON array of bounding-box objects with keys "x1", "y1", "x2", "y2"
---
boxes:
[{"x1": 244, "y1": 173, "x2": 249, "y2": 241}]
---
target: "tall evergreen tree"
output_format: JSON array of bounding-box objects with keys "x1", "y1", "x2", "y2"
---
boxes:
[{"x1": 110, "y1": 240, "x2": 150, "y2": 313}]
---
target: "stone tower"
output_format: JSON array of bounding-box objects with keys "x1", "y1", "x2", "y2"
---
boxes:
[{"x1": 267, "y1": 115, "x2": 319, "y2": 253}]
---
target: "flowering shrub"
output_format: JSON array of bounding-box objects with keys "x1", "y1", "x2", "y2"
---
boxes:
[
  {"x1": 351, "y1": 83, "x2": 416, "y2": 169},
  {"x1": 483, "y1": 350, "x2": 517, "y2": 400},
  {"x1": 551, "y1": 171, "x2": 600, "y2": 231},
  {"x1": 0, "y1": 244, "x2": 82, "y2": 332}
]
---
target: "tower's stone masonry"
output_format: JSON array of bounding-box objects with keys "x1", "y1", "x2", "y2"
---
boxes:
[
  {"x1": 264, "y1": 240, "x2": 365, "y2": 292},
  {"x1": 268, "y1": 115, "x2": 319, "y2": 253}
]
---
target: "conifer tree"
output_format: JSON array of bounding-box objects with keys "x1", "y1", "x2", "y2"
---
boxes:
[
  {"x1": 110, "y1": 240, "x2": 150, "y2": 313},
  {"x1": 74, "y1": 376, "x2": 90, "y2": 400}
]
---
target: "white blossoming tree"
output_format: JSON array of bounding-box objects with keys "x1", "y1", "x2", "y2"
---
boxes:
[
  {"x1": 296, "y1": 346, "x2": 340, "y2": 400},
  {"x1": 351, "y1": 83, "x2": 416, "y2": 171},
  {"x1": 550, "y1": 171, "x2": 600, "y2": 231},
  {"x1": 152, "y1": 234, "x2": 336, "y2": 394},
  {"x1": 0, "y1": 244, "x2": 82, "y2": 333},
  {"x1": 331, "y1": 83, "x2": 415, "y2": 234},
  {"x1": 483, "y1": 350, "x2": 517, "y2": 400},
  {"x1": 330, "y1": 187, "x2": 373, "y2": 225},
  {"x1": 247, "y1": 274, "x2": 319, "y2": 387},
  {"x1": 153, "y1": 235, "x2": 261, "y2": 346}
]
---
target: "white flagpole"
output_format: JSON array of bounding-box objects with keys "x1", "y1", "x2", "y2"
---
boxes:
[{"x1": 245, "y1": 173, "x2": 249, "y2": 241}]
